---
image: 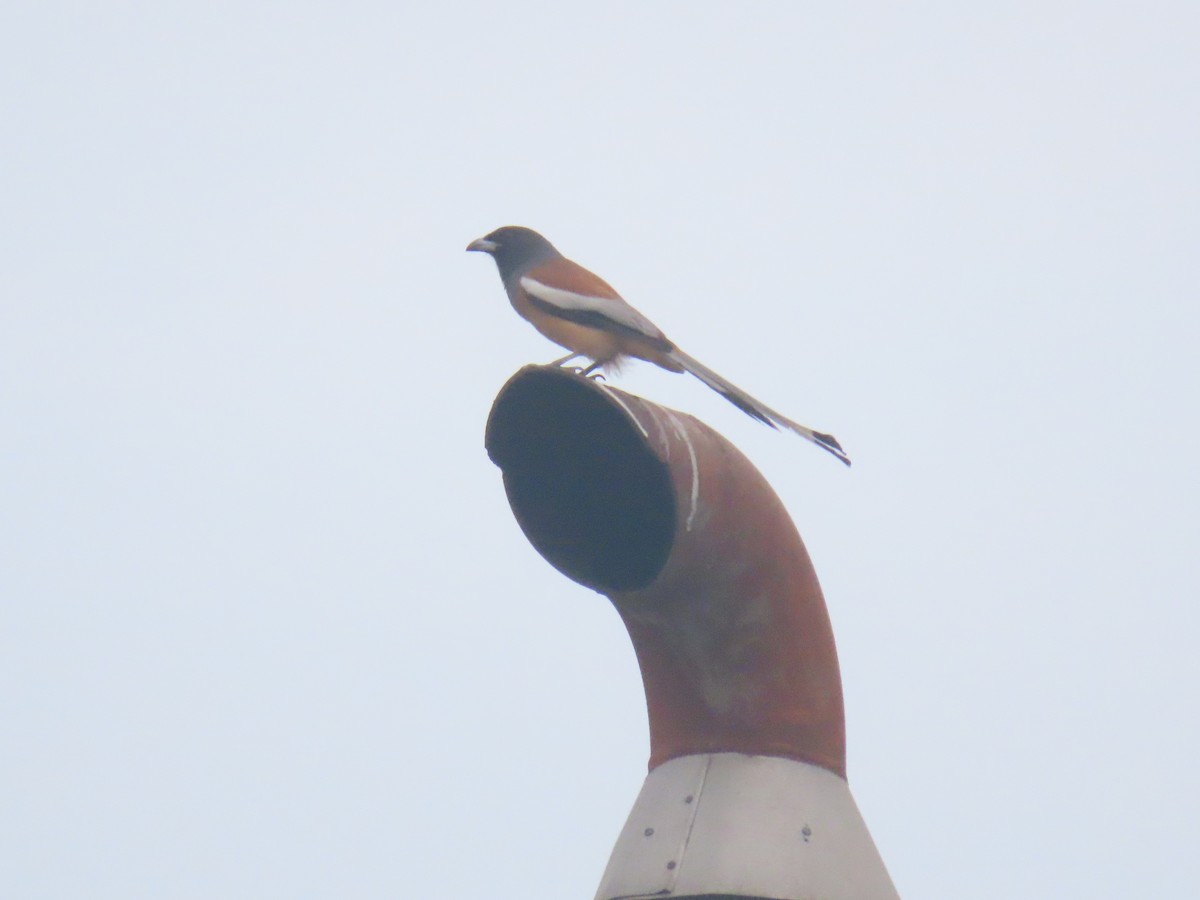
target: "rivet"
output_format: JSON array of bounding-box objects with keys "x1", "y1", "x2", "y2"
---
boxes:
[{"x1": 643, "y1": 827, "x2": 655, "y2": 837}]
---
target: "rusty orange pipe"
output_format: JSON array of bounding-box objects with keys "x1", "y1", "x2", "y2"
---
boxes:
[{"x1": 485, "y1": 365, "x2": 846, "y2": 778}]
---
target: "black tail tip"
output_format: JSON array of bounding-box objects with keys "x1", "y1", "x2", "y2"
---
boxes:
[
  {"x1": 814, "y1": 431, "x2": 852, "y2": 466},
  {"x1": 814, "y1": 431, "x2": 845, "y2": 453}
]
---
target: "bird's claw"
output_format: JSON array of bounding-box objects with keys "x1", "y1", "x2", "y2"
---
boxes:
[{"x1": 564, "y1": 365, "x2": 605, "y2": 381}]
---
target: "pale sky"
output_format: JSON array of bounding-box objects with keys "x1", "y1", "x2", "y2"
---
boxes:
[{"x1": 3, "y1": 4, "x2": 1198, "y2": 898}]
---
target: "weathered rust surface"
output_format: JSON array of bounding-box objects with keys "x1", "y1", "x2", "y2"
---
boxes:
[{"x1": 486, "y1": 365, "x2": 846, "y2": 778}]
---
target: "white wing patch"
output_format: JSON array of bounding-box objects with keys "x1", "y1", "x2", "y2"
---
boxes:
[{"x1": 520, "y1": 276, "x2": 665, "y2": 341}]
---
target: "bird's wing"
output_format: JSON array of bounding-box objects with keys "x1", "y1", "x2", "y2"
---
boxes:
[{"x1": 520, "y1": 259, "x2": 670, "y2": 347}]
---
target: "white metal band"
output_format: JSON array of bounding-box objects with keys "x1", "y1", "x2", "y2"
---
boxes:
[{"x1": 594, "y1": 753, "x2": 900, "y2": 900}]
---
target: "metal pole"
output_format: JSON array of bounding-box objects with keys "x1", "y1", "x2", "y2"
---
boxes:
[{"x1": 486, "y1": 366, "x2": 900, "y2": 900}]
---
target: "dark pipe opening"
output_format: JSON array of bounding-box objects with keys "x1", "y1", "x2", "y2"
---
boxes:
[{"x1": 485, "y1": 368, "x2": 675, "y2": 593}]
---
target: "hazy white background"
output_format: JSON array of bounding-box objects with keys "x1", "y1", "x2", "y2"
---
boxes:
[{"x1": 3, "y1": 3, "x2": 1197, "y2": 897}]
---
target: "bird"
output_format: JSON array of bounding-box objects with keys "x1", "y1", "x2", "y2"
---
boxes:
[{"x1": 467, "y1": 225, "x2": 850, "y2": 466}]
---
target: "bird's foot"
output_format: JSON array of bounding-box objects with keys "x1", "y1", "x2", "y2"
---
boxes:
[{"x1": 563, "y1": 365, "x2": 605, "y2": 381}]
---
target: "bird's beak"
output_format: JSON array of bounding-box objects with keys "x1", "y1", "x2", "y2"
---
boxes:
[{"x1": 466, "y1": 237, "x2": 498, "y2": 254}]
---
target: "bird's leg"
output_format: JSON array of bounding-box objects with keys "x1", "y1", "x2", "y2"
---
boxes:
[{"x1": 556, "y1": 357, "x2": 605, "y2": 380}]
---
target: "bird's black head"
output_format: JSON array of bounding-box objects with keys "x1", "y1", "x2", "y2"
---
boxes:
[{"x1": 466, "y1": 226, "x2": 562, "y2": 280}]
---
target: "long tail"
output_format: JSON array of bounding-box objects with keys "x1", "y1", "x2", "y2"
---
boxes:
[{"x1": 667, "y1": 349, "x2": 851, "y2": 466}]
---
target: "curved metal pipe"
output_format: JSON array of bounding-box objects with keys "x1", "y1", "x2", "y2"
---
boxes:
[{"x1": 485, "y1": 365, "x2": 846, "y2": 778}]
